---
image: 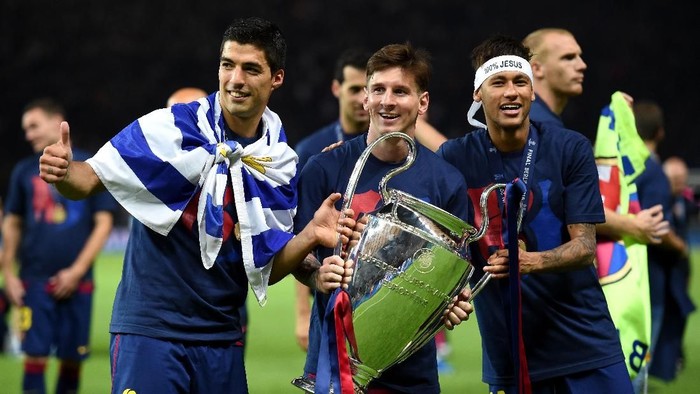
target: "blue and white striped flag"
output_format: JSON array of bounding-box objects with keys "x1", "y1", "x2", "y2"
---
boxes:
[{"x1": 87, "y1": 92, "x2": 298, "y2": 305}]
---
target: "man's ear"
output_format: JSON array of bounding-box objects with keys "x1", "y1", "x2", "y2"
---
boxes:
[
  {"x1": 530, "y1": 61, "x2": 544, "y2": 79},
  {"x1": 271, "y1": 69, "x2": 285, "y2": 90},
  {"x1": 331, "y1": 80, "x2": 341, "y2": 99},
  {"x1": 418, "y1": 91, "x2": 429, "y2": 116}
]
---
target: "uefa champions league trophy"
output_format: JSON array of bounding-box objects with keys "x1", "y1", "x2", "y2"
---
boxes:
[{"x1": 292, "y1": 131, "x2": 504, "y2": 393}]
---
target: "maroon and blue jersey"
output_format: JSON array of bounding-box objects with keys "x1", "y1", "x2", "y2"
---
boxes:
[
  {"x1": 296, "y1": 133, "x2": 468, "y2": 393},
  {"x1": 437, "y1": 122, "x2": 624, "y2": 385},
  {"x1": 4, "y1": 150, "x2": 116, "y2": 280}
]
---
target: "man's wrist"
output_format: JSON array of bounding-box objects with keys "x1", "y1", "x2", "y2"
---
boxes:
[{"x1": 293, "y1": 254, "x2": 321, "y2": 289}]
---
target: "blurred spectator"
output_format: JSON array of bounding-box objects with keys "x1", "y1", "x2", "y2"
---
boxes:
[
  {"x1": 1, "y1": 98, "x2": 116, "y2": 393},
  {"x1": 648, "y1": 156, "x2": 698, "y2": 380},
  {"x1": 633, "y1": 101, "x2": 691, "y2": 384},
  {"x1": 166, "y1": 87, "x2": 208, "y2": 108}
]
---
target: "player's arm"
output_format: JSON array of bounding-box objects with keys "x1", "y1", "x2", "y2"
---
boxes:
[
  {"x1": 596, "y1": 205, "x2": 669, "y2": 244},
  {"x1": 1, "y1": 213, "x2": 25, "y2": 306},
  {"x1": 292, "y1": 252, "x2": 323, "y2": 351},
  {"x1": 521, "y1": 223, "x2": 597, "y2": 273},
  {"x1": 484, "y1": 223, "x2": 597, "y2": 277},
  {"x1": 415, "y1": 117, "x2": 447, "y2": 152},
  {"x1": 658, "y1": 228, "x2": 689, "y2": 260},
  {"x1": 269, "y1": 193, "x2": 354, "y2": 285},
  {"x1": 294, "y1": 277, "x2": 313, "y2": 351}
]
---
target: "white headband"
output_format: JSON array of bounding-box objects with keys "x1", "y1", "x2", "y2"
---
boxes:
[{"x1": 467, "y1": 55, "x2": 534, "y2": 129}]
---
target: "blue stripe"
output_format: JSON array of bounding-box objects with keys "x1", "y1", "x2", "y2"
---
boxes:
[
  {"x1": 204, "y1": 163, "x2": 231, "y2": 237},
  {"x1": 602, "y1": 105, "x2": 615, "y2": 130},
  {"x1": 240, "y1": 171, "x2": 297, "y2": 210},
  {"x1": 252, "y1": 230, "x2": 294, "y2": 268},
  {"x1": 610, "y1": 242, "x2": 629, "y2": 273},
  {"x1": 111, "y1": 121, "x2": 194, "y2": 211},
  {"x1": 621, "y1": 155, "x2": 636, "y2": 177},
  {"x1": 204, "y1": 191, "x2": 224, "y2": 238},
  {"x1": 278, "y1": 125, "x2": 288, "y2": 143},
  {"x1": 171, "y1": 102, "x2": 213, "y2": 149}
]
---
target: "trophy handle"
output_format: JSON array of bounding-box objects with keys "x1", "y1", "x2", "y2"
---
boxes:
[
  {"x1": 333, "y1": 132, "x2": 416, "y2": 255},
  {"x1": 461, "y1": 183, "x2": 507, "y2": 245},
  {"x1": 461, "y1": 183, "x2": 507, "y2": 301}
]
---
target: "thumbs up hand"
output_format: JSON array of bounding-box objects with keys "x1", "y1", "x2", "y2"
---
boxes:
[{"x1": 40, "y1": 121, "x2": 74, "y2": 184}]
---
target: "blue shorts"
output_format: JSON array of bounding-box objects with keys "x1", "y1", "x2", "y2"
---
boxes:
[
  {"x1": 489, "y1": 361, "x2": 633, "y2": 394},
  {"x1": 20, "y1": 279, "x2": 93, "y2": 360},
  {"x1": 110, "y1": 333, "x2": 247, "y2": 394}
]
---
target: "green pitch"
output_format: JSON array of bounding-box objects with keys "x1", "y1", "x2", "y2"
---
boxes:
[{"x1": 0, "y1": 250, "x2": 698, "y2": 393}]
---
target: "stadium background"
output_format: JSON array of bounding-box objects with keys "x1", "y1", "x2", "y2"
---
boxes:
[{"x1": 1, "y1": 1, "x2": 698, "y2": 202}]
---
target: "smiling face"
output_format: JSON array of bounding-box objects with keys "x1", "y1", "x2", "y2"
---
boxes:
[
  {"x1": 364, "y1": 67, "x2": 428, "y2": 140},
  {"x1": 475, "y1": 70, "x2": 534, "y2": 132},
  {"x1": 218, "y1": 41, "x2": 284, "y2": 136}
]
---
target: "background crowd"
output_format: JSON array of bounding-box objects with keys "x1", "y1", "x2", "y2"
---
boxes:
[{"x1": 0, "y1": 1, "x2": 697, "y2": 201}]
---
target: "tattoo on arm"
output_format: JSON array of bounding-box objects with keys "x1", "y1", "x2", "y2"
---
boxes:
[
  {"x1": 538, "y1": 223, "x2": 597, "y2": 272},
  {"x1": 292, "y1": 254, "x2": 321, "y2": 288}
]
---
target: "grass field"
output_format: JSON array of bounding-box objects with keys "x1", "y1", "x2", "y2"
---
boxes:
[{"x1": 0, "y1": 250, "x2": 698, "y2": 393}]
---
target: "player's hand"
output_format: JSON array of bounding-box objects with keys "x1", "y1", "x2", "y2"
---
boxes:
[
  {"x1": 4, "y1": 274, "x2": 25, "y2": 307},
  {"x1": 312, "y1": 193, "x2": 356, "y2": 249},
  {"x1": 484, "y1": 248, "x2": 510, "y2": 279},
  {"x1": 48, "y1": 267, "x2": 81, "y2": 300},
  {"x1": 314, "y1": 256, "x2": 354, "y2": 294},
  {"x1": 347, "y1": 214, "x2": 368, "y2": 252},
  {"x1": 321, "y1": 140, "x2": 344, "y2": 153},
  {"x1": 633, "y1": 204, "x2": 670, "y2": 244},
  {"x1": 442, "y1": 287, "x2": 473, "y2": 330},
  {"x1": 39, "y1": 121, "x2": 73, "y2": 184}
]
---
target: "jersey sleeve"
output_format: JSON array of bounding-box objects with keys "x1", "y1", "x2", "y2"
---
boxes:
[{"x1": 294, "y1": 155, "x2": 330, "y2": 235}]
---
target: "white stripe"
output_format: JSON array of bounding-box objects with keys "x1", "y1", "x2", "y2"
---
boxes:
[
  {"x1": 87, "y1": 143, "x2": 180, "y2": 235},
  {"x1": 196, "y1": 97, "x2": 218, "y2": 142},
  {"x1": 245, "y1": 197, "x2": 268, "y2": 235},
  {"x1": 230, "y1": 161, "x2": 268, "y2": 303},
  {"x1": 242, "y1": 142, "x2": 297, "y2": 187},
  {"x1": 268, "y1": 206, "x2": 295, "y2": 232},
  {"x1": 138, "y1": 109, "x2": 212, "y2": 184},
  {"x1": 243, "y1": 199, "x2": 294, "y2": 236}
]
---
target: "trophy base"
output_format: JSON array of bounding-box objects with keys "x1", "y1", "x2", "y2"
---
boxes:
[
  {"x1": 291, "y1": 375, "x2": 366, "y2": 393},
  {"x1": 291, "y1": 375, "x2": 317, "y2": 393}
]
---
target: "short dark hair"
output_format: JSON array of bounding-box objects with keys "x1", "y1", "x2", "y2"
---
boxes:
[
  {"x1": 471, "y1": 35, "x2": 532, "y2": 70},
  {"x1": 220, "y1": 17, "x2": 286, "y2": 72},
  {"x1": 366, "y1": 42, "x2": 431, "y2": 93},
  {"x1": 23, "y1": 97, "x2": 66, "y2": 118},
  {"x1": 633, "y1": 100, "x2": 664, "y2": 141},
  {"x1": 333, "y1": 47, "x2": 372, "y2": 84}
]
